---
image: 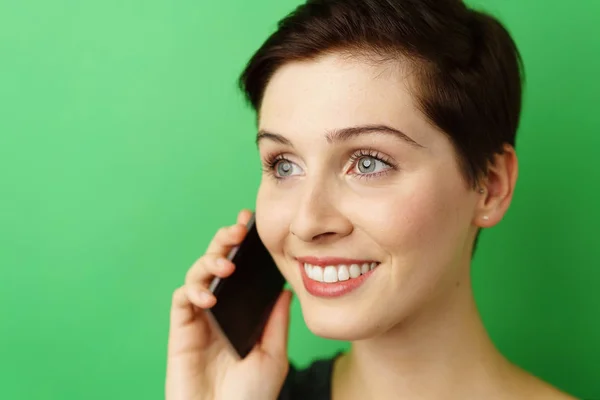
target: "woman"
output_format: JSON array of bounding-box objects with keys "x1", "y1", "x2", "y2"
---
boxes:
[{"x1": 166, "y1": 0, "x2": 578, "y2": 399}]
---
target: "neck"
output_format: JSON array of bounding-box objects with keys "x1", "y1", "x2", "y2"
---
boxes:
[{"x1": 333, "y1": 269, "x2": 522, "y2": 399}]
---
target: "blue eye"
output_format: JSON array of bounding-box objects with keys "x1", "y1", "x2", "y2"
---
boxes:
[
  {"x1": 262, "y1": 155, "x2": 302, "y2": 180},
  {"x1": 355, "y1": 156, "x2": 389, "y2": 174},
  {"x1": 276, "y1": 160, "x2": 295, "y2": 177},
  {"x1": 262, "y1": 149, "x2": 396, "y2": 182}
]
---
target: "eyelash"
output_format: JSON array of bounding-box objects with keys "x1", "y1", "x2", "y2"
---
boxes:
[
  {"x1": 261, "y1": 148, "x2": 397, "y2": 182},
  {"x1": 348, "y1": 149, "x2": 396, "y2": 180}
]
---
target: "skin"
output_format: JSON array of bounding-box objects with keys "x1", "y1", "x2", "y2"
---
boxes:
[
  {"x1": 254, "y1": 53, "x2": 576, "y2": 400},
  {"x1": 166, "y1": 211, "x2": 293, "y2": 400},
  {"x1": 165, "y1": 52, "x2": 576, "y2": 399}
]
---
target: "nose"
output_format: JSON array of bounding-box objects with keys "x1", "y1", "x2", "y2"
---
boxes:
[{"x1": 289, "y1": 179, "x2": 353, "y2": 243}]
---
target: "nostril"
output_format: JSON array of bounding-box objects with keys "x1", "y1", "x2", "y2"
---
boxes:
[{"x1": 312, "y1": 231, "x2": 337, "y2": 241}]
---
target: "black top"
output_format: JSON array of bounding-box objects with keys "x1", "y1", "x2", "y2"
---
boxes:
[
  {"x1": 277, "y1": 355, "x2": 586, "y2": 400},
  {"x1": 277, "y1": 354, "x2": 341, "y2": 400}
]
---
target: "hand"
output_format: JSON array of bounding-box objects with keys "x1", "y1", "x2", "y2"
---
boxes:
[{"x1": 165, "y1": 209, "x2": 293, "y2": 400}]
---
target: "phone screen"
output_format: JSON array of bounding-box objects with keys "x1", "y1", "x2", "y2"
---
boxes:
[{"x1": 206, "y1": 213, "x2": 286, "y2": 359}]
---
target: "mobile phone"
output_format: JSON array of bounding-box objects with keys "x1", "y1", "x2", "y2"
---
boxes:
[{"x1": 206, "y1": 212, "x2": 287, "y2": 359}]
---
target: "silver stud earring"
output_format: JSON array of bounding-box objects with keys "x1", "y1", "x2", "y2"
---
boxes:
[
  {"x1": 479, "y1": 188, "x2": 485, "y2": 194},
  {"x1": 482, "y1": 216, "x2": 490, "y2": 221}
]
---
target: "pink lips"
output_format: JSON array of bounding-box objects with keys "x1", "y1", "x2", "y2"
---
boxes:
[{"x1": 296, "y1": 256, "x2": 379, "y2": 298}]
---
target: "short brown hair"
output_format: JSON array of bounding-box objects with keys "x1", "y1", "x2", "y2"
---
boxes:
[
  {"x1": 239, "y1": 0, "x2": 524, "y2": 253},
  {"x1": 239, "y1": 0, "x2": 524, "y2": 186}
]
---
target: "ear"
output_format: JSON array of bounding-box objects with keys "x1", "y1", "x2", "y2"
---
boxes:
[{"x1": 474, "y1": 144, "x2": 519, "y2": 228}]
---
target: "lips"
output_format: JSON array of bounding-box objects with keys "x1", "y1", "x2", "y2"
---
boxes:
[
  {"x1": 296, "y1": 256, "x2": 379, "y2": 266},
  {"x1": 296, "y1": 256, "x2": 380, "y2": 298}
]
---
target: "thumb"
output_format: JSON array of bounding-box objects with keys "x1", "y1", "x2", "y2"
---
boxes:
[{"x1": 258, "y1": 290, "x2": 293, "y2": 361}]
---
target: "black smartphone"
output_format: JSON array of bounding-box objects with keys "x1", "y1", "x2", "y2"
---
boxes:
[{"x1": 206, "y1": 212, "x2": 287, "y2": 359}]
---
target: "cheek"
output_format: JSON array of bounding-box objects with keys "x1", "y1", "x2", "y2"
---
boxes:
[
  {"x1": 354, "y1": 175, "x2": 468, "y2": 262},
  {"x1": 255, "y1": 183, "x2": 293, "y2": 255}
]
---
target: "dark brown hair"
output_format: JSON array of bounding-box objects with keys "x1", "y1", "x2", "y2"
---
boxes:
[{"x1": 239, "y1": 0, "x2": 524, "y2": 253}]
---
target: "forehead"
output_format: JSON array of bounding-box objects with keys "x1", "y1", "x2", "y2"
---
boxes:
[{"x1": 259, "y1": 53, "x2": 425, "y2": 140}]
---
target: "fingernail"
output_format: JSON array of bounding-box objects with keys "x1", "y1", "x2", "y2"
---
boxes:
[
  {"x1": 216, "y1": 258, "x2": 227, "y2": 268},
  {"x1": 197, "y1": 290, "x2": 213, "y2": 303}
]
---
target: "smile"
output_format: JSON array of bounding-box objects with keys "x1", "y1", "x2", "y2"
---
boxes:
[
  {"x1": 296, "y1": 257, "x2": 380, "y2": 298},
  {"x1": 303, "y1": 262, "x2": 378, "y2": 283}
]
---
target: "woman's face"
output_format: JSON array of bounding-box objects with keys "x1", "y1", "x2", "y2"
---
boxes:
[{"x1": 255, "y1": 53, "x2": 482, "y2": 340}]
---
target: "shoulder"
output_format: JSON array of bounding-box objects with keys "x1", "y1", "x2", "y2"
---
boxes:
[
  {"x1": 277, "y1": 354, "x2": 339, "y2": 400},
  {"x1": 514, "y1": 369, "x2": 580, "y2": 400},
  {"x1": 526, "y1": 385, "x2": 580, "y2": 400}
]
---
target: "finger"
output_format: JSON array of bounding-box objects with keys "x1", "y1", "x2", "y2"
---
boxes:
[
  {"x1": 237, "y1": 208, "x2": 254, "y2": 225},
  {"x1": 185, "y1": 254, "x2": 235, "y2": 288},
  {"x1": 258, "y1": 290, "x2": 293, "y2": 361},
  {"x1": 167, "y1": 286, "x2": 211, "y2": 358},
  {"x1": 169, "y1": 286, "x2": 196, "y2": 329},
  {"x1": 185, "y1": 282, "x2": 216, "y2": 309},
  {"x1": 205, "y1": 224, "x2": 248, "y2": 256}
]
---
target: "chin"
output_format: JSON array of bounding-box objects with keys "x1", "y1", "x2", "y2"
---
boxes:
[{"x1": 296, "y1": 295, "x2": 391, "y2": 341}]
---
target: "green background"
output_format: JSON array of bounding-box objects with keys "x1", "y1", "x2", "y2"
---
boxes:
[{"x1": 1, "y1": 0, "x2": 599, "y2": 399}]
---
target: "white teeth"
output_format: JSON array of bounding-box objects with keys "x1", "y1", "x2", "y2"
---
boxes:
[
  {"x1": 338, "y1": 265, "x2": 350, "y2": 281},
  {"x1": 311, "y1": 266, "x2": 324, "y2": 282},
  {"x1": 361, "y1": 263, "x2": 370, "y2": 274},
  {"x1": 304, "y1": 262, "x2": 379, "y2": 283},
  {"x1": 323, "y1": 266, "x2": 338, "y2": 283},
  {"x1": 349, "y1": 264, "x2": 361, "y2": 278}
]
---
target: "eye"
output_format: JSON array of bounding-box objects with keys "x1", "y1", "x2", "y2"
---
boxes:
[
  {"x1": 262, "y1": 154, "x2": 303, "y2": 180},
  {"x1": 275, "y1": 159, "x2": 300, "y2": 177},
  {"x1": 355, "y1": 156, "x2": 391, "y2": 174}
]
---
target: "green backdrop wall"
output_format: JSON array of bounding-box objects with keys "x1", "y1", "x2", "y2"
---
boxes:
[{"x1": 1, "y1": 0, "x2": 599, "y2": 399}]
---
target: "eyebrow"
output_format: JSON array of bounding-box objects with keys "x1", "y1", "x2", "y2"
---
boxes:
[{"x1": 255, "y1": 124, "x2": 424, "y2": 149}]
